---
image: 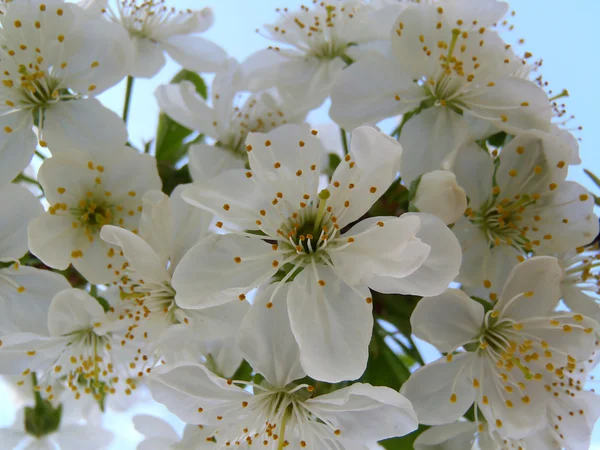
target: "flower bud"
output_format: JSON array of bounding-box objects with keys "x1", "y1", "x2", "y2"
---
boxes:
[{"x1": 412, "y1": 170, "x2": 467, "y2": 225}]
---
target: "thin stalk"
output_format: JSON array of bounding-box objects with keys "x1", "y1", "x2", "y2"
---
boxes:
[
  {"x1": 122, "y1": 76, "x2": 135, "y2": 124},
  {"x1": 340, "y1": 128, "x2": 349, "y2": 155}
]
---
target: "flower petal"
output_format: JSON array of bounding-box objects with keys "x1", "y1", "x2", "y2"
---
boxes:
[
  {"x1": 0, "y1": 184, "x2": 42, "y2": 261},
  {"x1": 306, "y1": 383, "x2": 418, "y2": 442},
  {"x1": 162, "y1": 35, "x2": 227, "y2": 73},
  {"x1": 237, "y1": 283, "x2": 304, "y2": 387},
  {"x1": 287, "y1": 267, "x2": 373, "y2": 383},
  {"x1": 411, "y1": 289, "x2": 484, "y2": 353},
  {"x1": 47, "y1": 288, "x2": 104, "y2": 337},
  {"x1": 53, "y1": 425, "x2": 113, "y2": 450},
  {"x1": 172, "y1": 234, "x2": 277, "y2": 309},
  {"x1": 133, "y1": 415, "x2": 179, "y2": 441},
  {"x1": 495, "y1": 256, "x2": 563, "y2": 320},
  {"x1": 130, "y1": 36, "x2": 167, "y2": 78},
  {"x1": 27, "y1": 213, "x2": 81, "y2": 270},
  {"x1": 367, "y1": 213, "x2": 462, "y2": 296},
  {"x1": 0, "y1": 111, "x2": 36, "y2": 183},
  {"x1": 401, "y1": 353, "x2": 475, "y2": 425},
  {"x1": 188, "y1": 143, "x2": 245, "y2": 183},
  {"x1": 42, "y1": 98, "x2": 128, "y2": 155},
  {"x1": 414, "y1": 422, "x2": 477, "y2": 450}
]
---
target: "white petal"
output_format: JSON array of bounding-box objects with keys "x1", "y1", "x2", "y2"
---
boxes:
[
  {"x1": 401, "y1": 353, "x2": 475, "y2": 425},
  {"x1": 494, "y1": 256, "x2": 563, "y2": 320},
  {"x1": 47, "y1": 288, "x2": 104, "y2": 337},
  {"x1": 0, "y1": 332, "x2": 65, "y2": 375},
  {"x1": 0, "y1": 111, "x2": 36, "y2": 183},
  {"x1": 72, "y1": 239, "x2": 124, "y2": 285},
  {"x1": 411, "y1": 289, "x2": 484, "y2": 353},
  {"x1": 287, "y1": 267, "x2": 373, "y2": 383},
  {"x1": 182, "y1": 170, "x2": 266, "y2": 229},
  {"x1": 331, "y1": 216, "x2": 430, "y2": 286},
  {"x1": 137, "y1": 190, "x2": 172, "y2": 266},
  {"x1": 170, "y1": 184, "x2": 213, "y2": 269},
  {"x1": 562, "y1": 284, "x2": 600, "y2": 322},
  {"x1": 188, "y1": 144, "x2": 245, "y2": 183},
  {"x1": 368, "y1": 213, "x2": 462, "y2": 296},
  {"x1": 24, "y1": 438, "x2": 54, "y2": 450},
  {"x1": 462, "y1": 76, "x2": 552, "y2": 135},
  {"x1": 329, "y1": 54, "x2": 422, "y2": 130},
  {"x1": 100, "y1": 225, "x2": 170, "y2": 284},
  {"x1": 130, "y1": 36, "x2": 166, "y2": 78},
  {"x1": 162, "y1": 35, "x2": 227, "y2": 73},
  {"x1": 0, "y1": 184, "x2": 42, "y2": 261},
  {"x1": 148, "y1": 362, "x2": 249, "y2": 425},
  {"x1": 237, "y1": 283, "x2": 305, "y2": 387},
  {"x1": 53, "y1": 425, "x2": 113, "y2": 450},
  {"x1": 172, "y1": 234, "x2": 276, "y2": 309},
  {"x1": 399, "y1": 108, "x2": 470, "y2": 185},
  {"x1": 155, "y1": 82, "x2": 217, "y2": 138},
  {"x1": 27, "y1": 213, "x2": 80, "y2": 270},
  {"x1": 0, "y1": 429, "x2": 25, "y2": 449},
  {"x1": 328, "y1": 126, "x2": 403, "y2": 227},
  {"x1": 306, "y1": 383, "x2": 418, "y2": 442},
  {"x1": 414, "y1": 422, "x2": 477, "y2": 450},
  {"x1": 451, "y1": 142, "x2": 493, "y2": 210},
  {"x1": 442, "y1": 0, "x2": 509, "y2": 28},
  {"x1": 133, "y1": 415, "x2": 179, "y2": 441},
  {"x1": 42, "y1": 98, "x2": 128, "y2": 155},
  {"x1": 181, "y1": 300, "x2": 249, "y2": 343},
  {"x1": 0, "y1": 266, "x2": 70, "y2": 336},
  {"x1": 240, "y1": 48, "x2": 287, "y2": 92}
]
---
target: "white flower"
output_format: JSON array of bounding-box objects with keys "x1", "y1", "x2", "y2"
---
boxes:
[
  {"x1": 402, "y1": 257, "x2": 598, "y2": 440},
  {"x1": 84, "y1": 0, "x2": 227, "y2": 77},
  {"x1": 0, "y1": 184, "x2": 71, "y2": 336},
  {"x1": 412, "y1": 170, "x2": 467, "y2": 225},
  {"x1": 155, "y1": 59, "x2": 310, "y2": 183},
  {"x1": 451, "y1": 130, "x2": 598, "y2": 291},
  {"x1": 329, "y1": 0, "x2": 553, "y2": 183},
  {"x1": 99, "y1": 188, "x2": 249, "y2": 369},
  {"x1": 0, "y1": 288, "x2": 139, "y2": 401},
  {"x1": 134, "y1": 414, "x2": 217, "y2": 450},
  {"x1": 557, "y1": 245, "x2": 600, "y2": 322},
  {"x1": 0, "y1": 0, "x2": 131, "y2": 182},
  {"x1": 148, "y1": 285, "x2": 418, "y2": 449},
  {"x1": 172, "y1": 124, "x2": 461, "y2": 382},
  {"x1": 242, "y1": 0, "x2": 392, "y2": 108},
  {"x1": 27, "y1": 147, "x2": 162, "y2": 284}
]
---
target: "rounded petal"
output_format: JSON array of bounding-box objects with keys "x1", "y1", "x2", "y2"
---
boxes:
[
  {"x1": 411, "y1": 289, "x2": 484, "y2": 353},
  {"x1": 188, "y1": 144, "x2": 245, "y2": 184},
  {"x1": 240, "y1": 48, "x2": 287, "y2": 92},
  {"x1": 133, "y1": 415, "x2": 179, "y2": 441},
  {"x1": 47, "y1": 288, "x2": 104, "y2": 337},
  {"x1": 287, "y1": 267, "x2": 373, "y2": 383},
  {"x1": 100, "y1": 225, "x2": 170, "y2": 284},
  {"x1": 237, "y1": 283, "x2": 305, "y2": 387},
  {"x1": 306, "y1": 383, "x2": 418, "y2": 442},
  {"x1": 42, "y1": 98, "x2": 128, "y2": 155},
  {"x1": 130, "y1": 36, "x2": 166, "y2": 78},
  {"x1": 162, "y1": 35, "x2": 227, "y2": 73},
  {"x1": 27, "y1": 213, "x2": 80, "y2": 270},
  {"x1": 562, "y1": 283, "x2": 600, "y2": 322},
  {"x1": 401, "y1": 353, "x2": 476, "y2": 425},
  {"x1": 495, "y1": 256, "x2": 563, "y2": 320},
  {"x1": 0, "y1": 266, "x2": 70, "y2": 336},
  {"x1": 414, "y1": 422, "x2": 477, "y2": 450},
  {"x1": 0, "y1": 332, "x2": 65, "y2": 375},
  {"x1": 451, "y1": 142, "x2": 493, "y2": 210},
  {"x1": 0, "y1": 111, "x2": 36, "y2": 183},
  {"x1": 368, "y1": 213, "x2": 462, "y2": 296},
  {"x1": 172, "y1": 234, "x2": 277, "y2": 309},
  {"x1": 0, "y1": 184, "x2": 42, "y2": 261},
  {"x1": 53, "y1": 425, "x2": 113, "y2": 450}
]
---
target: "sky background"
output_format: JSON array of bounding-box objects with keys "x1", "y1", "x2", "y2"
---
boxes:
[{"x1": 2, "y1": 0, "x2": 600, "y2": 448}]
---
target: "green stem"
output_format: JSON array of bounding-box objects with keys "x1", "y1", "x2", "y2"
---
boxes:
[
  {"x1": 31, "y1": 373, "x2": 43, "y2": 407},
  {"x1": 340, "y1": 128, "x2": 349, "y2": 155},
  {"x1": 34, "y1": 150, "x2": 46, "y2": 160},
  {"x1": 277, "y1": 408, "x2": 290, "y2": 450},
  {"x1": 16, "y1": 173, "x2": 42, "y2": 191},
  {"x1": 122, "y1": 76, "x2": 135, "y2": 124}
]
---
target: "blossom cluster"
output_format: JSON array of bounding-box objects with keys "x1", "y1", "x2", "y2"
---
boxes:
[{"x1": 0, "y1": 0, "x2": 599, "y2": 449}]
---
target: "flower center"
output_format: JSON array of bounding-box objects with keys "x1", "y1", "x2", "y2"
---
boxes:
[{"x1": 111, "y1": 0, "x2": 194, "y2": 39}]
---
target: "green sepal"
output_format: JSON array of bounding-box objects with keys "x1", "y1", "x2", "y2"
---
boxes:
[
  {"x1": 24, "y1": 400, "x2": 63, "y2": 439},
  {"x1": 379, "y1": 425, "x2": 431, "y2": 449}
]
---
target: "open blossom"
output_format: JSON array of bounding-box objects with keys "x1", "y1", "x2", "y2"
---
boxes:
[
  {"x1": 242, "y1": 0, "x2": 395, "y2": 108},
  {"x1": 156, "y1": 59, "x2": 310, "y2": 183},
  {"x1": 330, "y1": 0, "x2": 553, "y2": 183},
  {"x1": 0, "y1": 0, "x2": 131, "y2": 182},
  {"x1": 451, "y1": 130, "x2": 598, "y2": 290},
  {"x1": 82, "y1": 0, "x2": 227, "y2": 77},
  {"x1": 557, "y1": 245, "x2": 600, "y2": 322},
  {"x1": 402, "y1": 257, "x2": 598, "y2": 440},
  {"x1": 99, "y1": 188, "x2": 249, "y2": 367},
  {"x1": 172, "y1": 124, "x2": 461, "y2": 382},
  {"x1": 0, "y1": 288, "x2": 141, "y2": 401},
  {"x1": 148, "y1": 285, "x2": 418, "y2": 449},
  {"x1": 27, "y1": 148, "x2": 161, "y2": 284},
  {"x1": 0, "y1": 184, "x2": 71, "y2": 336}
]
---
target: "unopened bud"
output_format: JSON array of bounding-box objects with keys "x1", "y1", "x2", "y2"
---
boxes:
[{"x1": 413, "y1": 170, "x2": 467, "y2": 225}]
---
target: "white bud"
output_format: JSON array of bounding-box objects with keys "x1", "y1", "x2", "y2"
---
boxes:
[{"x1": 413, "y1": 170, "x2": 467, "y2": 225}]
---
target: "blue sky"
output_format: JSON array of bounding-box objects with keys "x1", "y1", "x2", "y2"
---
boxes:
[{"x1": 2, "y1": 1, "x2": 599, "y2": 448}]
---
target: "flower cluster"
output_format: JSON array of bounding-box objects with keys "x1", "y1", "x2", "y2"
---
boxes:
[{"x1": 0, "y1": 0, "x2": 599, "y2": 449}]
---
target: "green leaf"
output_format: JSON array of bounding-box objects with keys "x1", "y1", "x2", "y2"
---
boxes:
[
  {"x1": 324, "y1": 153, "x2": 342, "y2": 179},
  {"x1": 360, "y1": 326, "x2": 411, "y2": 390},
  {"x1": 232, "y1": 359, "x2": 254, "y2": 382},
  {"x1": 158, "y1": 163, "x2": 192, "y2": 196},
  {"x1": 487, "y1": 131, "x2": 507, "y2": 148},
  {"x1": 379, "y1": 425, "x2": 430, "y2": 449},
  {"x1": 155, "y1": 70, "x2": 207, "y2": 164}
]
